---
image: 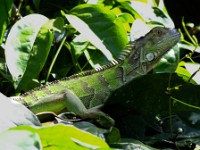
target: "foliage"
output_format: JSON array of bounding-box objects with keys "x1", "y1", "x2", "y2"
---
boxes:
[
  {"x1": 0, "y1": 0, "x2": 175, "y2": 93},
  {"x1": 0, "y1": 0, "x2": 200, "y2": 149},
  {"x1": 0, "y1": 125, "x2": 112, "y2": 150}
]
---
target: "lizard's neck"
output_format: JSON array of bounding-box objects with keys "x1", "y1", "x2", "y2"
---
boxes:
[{"x1": 116, "y1": 46, "x2": 145, "y2": 84}]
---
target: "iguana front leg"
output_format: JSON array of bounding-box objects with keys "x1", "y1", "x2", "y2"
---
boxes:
[{"x1": 63, "y1": 90, "x2": 115, "y2": 128}]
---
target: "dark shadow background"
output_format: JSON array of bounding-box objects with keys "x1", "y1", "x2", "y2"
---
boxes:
[{"x1": 164, "y1": 0, "x2": 200, "y2": 28}]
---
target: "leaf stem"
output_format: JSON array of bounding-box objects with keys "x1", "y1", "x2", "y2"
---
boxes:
[
  {"x1": 170, "y1": 96, "x2": 200, "y2": 110},
  {"x1": 45, "y1": 35, "x2": 67, "y2": 82}
]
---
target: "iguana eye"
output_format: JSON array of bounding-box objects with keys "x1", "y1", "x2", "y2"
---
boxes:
[
  {"x1": 146, "y1": 53, "x2": 154, "y2": 61},
  {"x1": 157, "y1": 30, "x2": 162, "y2": 36}
]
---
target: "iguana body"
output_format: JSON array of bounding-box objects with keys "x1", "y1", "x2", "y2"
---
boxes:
[{"x1": 13, "y1": 27, "x2": 180, "y2": 127}]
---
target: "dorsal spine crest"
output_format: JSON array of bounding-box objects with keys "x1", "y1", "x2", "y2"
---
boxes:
[{"x1": 21, "y1": 41, "x2": 135, "y2": 96}]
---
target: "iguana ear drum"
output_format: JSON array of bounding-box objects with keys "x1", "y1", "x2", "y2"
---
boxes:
[{"x1": 146, "y1": 52, "x2": 155, "y2": 61}]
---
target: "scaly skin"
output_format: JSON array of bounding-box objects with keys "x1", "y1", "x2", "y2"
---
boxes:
[{"x1": 13, "y1": 27, "x2": 180, "y2": 126}]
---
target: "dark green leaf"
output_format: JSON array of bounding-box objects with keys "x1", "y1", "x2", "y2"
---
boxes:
[
  {"x1": 32, "y1": 0, "x2": 40, "y2": 12},
  {"x1": 104, "y1": 73, "x2": 200, "y2": 141},
  {"x1": 0, "y1": 0, "x2": 13, "y2": 44}
]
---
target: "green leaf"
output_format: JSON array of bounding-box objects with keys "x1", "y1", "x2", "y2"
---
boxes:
[
  {"x1": 70, "y1": 34, "x2": 90, "y2": 61},
  {"x1": 5, "y1": 14, "x2": 54, "y2": 91},
  {"x1": 10, "y1": 125, "x2": 112, "y2": 150},
  {"x1": 118, "y1": 13, "x2": 134, "y2": 23},
  {"x1": 105, "y1": 73, "x2": 200, "y2": 116},
  {"x1": 176, "y1": 61, "x2": 197, "y2": 84},
  {"x1": 0, "y1": 0, "x2": 13, "y2": 44},
  {"x1": 104, "y1": 73, "x2": 200, "y2": 141},
  {"x1": 64, "y1": 4, "x2": 128, "y2": 66},
  {"x1": 119, "y1": 2, "x2": 143, "y2": 21}
]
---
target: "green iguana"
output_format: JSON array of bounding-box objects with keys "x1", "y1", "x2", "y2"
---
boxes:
[{"x1": 12, "y1": 27, "x2": 180, "y2": 127}]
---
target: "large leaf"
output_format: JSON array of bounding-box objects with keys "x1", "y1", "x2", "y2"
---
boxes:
[
  {"x1": 105, "y1": 73, "x2": 200, "y2": 116},
  {"x1": 64, "y1": 4, "x2": 128, "y2": 67},
  {"x1": 8, "y1": 125, "x2": 112, "y2": 150},
  {"x1": 104, "y1": 73, "x2": 200, "y2": 143},
  {"x1": 0, "y1": 0, "x2": 13, "y2": 44},
  {"x1": 5, "y1": 14, "x2": 54, "y2": 91}
]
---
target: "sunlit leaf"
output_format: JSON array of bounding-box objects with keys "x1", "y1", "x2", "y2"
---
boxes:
[
  {"x1": 5, "y1": 14, "x2": 54, "y2": 91},
  {"x1": 10, "y1": 125, "x2": 111, "y2": 150}
]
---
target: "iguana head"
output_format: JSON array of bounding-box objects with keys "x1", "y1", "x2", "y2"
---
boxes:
[{"x1": 128, "y1": 27, "x2": 180, "y2": 73}]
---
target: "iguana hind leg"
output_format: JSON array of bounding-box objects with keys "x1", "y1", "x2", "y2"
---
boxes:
[{"x1": 63, "y1": 90, "x2": 115, "y2": 128}]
